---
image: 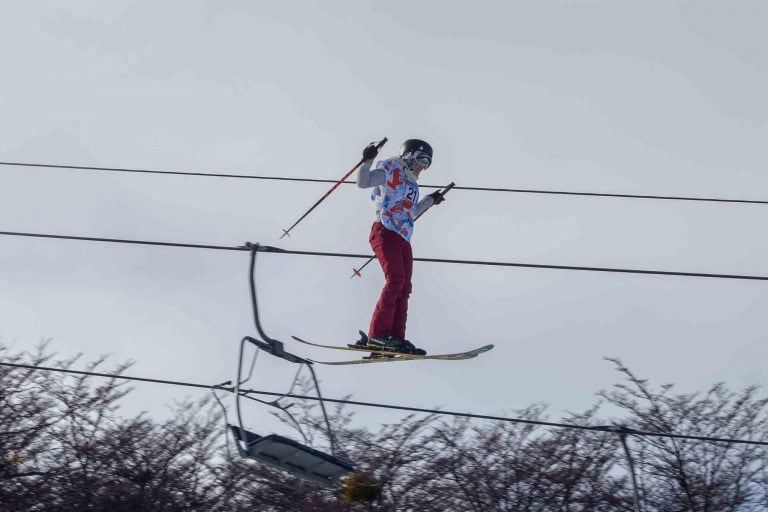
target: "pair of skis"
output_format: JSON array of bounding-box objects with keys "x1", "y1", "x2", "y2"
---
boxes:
[{"x1": 291, "y1": 336, "x2": 494, "y2": 366}]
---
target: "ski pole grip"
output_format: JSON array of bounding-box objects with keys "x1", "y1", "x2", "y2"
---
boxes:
[
  {"x1": 355, "y1": 137, "x2": 388, "y2": 171},
  {"x1": 441, "y1": 182, "x2": 456, "y2": 196}
]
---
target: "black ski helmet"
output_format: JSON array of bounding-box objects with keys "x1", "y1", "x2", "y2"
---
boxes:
[{"x1": 400, "y1": 139, "x2": 433, "y2": 160}]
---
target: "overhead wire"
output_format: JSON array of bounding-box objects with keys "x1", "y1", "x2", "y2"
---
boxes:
[
  {"x1": 2, "y1": 160, "x2": 767, "y2": 205},
  {"x1": 1, "y1": 230, "x2": 766, "y2": 282},
  {"x1": 2, "y1": 360, "x2": 767, "y2": 447}
]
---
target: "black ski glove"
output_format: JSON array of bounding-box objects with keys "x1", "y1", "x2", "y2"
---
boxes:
[
  {"x1": 362, "y1": 143, "x2": 379, "y2": 162},
  {"x1": 428, "y1": 190, "x2": 445, "y2": 205}
]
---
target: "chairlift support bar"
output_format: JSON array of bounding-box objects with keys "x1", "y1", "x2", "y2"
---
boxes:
[{"x1": 597, "y1": 425, "x2": 643, "y2": 512}]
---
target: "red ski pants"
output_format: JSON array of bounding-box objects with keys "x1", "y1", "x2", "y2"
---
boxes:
[{"x1": 368, "y1": 222, "x2": 413, "y2": 340}]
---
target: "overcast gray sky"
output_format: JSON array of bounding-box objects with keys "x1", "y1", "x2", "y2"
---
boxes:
[{"x1": 1, "y1": 1, "x2": 766, "y2": 437}]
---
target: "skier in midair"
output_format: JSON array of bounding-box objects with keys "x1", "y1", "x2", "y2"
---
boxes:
[{"x1": 354, "y1": 139, "x2": 445, "y2": 355}]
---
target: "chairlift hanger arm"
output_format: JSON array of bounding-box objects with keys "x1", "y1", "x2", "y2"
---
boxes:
[{"x1": 234, "y1": 242, "x2": 340, "y2": 460}]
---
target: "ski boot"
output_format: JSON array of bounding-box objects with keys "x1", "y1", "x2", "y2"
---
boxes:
[
  {"x1": 350, "y1": 330, "x2": 373, "y2": 350},
  {"x1": 369, "y1": 335, "x2": 427, "y2": 357},
  {"x1": 349, "y1": 331, "x2": 394, "y2": 359}
]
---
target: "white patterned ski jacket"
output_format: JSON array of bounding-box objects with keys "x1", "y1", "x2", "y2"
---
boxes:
[{"x1": 357, "y1": 157, "x2": 434, "y2": 241}]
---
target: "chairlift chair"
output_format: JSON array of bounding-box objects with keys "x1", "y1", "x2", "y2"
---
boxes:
[{"x1": 226, "y1": 244, "x2": 354, "y2": 487}]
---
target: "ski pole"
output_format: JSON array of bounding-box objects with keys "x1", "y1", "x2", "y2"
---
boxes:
[
  {"x1": 280, "y1": 138, "x2": 388, "y2": 239},
  {"x1": 351, "y1": 181, "x2": 455, "y2": 278}
]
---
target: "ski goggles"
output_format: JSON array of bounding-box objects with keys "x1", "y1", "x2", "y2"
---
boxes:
[{"x1": 412, "y1": 151, "x2": 432, "y2": 169}]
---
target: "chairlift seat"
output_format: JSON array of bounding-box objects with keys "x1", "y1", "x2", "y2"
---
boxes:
[{"x1": 229, "y1": 425, "x2": 354, "y2": 487}]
